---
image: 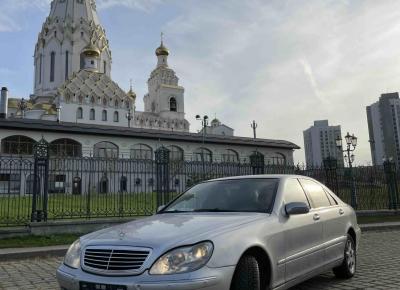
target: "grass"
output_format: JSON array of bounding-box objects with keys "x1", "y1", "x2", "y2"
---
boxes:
[
  {"x1": 0, "y1": 192, "x2": 163, "y2": 226},
  {"x1": 0, "y1": 233, "x2": 80, "y2": 249},
  {"x1": 357, "y1": 214, "x2": 400, "y2": 224}
]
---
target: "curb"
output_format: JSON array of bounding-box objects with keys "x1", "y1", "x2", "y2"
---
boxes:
[
  {"x1": 0, "y1": 245, "x2": 69, "y2": 261},
  {"x1": 1, "y1": 222, "x2": 400, "y2": 261}
]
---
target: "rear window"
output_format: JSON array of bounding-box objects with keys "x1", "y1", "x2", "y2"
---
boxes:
[{"x1": 299, "y1": 179, "x2": 331, "y2": 208}]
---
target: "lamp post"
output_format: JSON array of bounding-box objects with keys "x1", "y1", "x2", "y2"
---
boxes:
[
  {"x1": 126, "y1": 108, "x2": 133, "y2": 128},
  {"x1": 196, "y1": 115, "x2": 209, "y2": 179},
  {"x1": 336, "y1": 132, "x2": 358, "y2": 209}
]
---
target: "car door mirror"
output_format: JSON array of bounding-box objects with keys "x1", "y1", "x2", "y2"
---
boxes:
[
  {"x1": 157, "y1": 205, "x2": 165, "y2": 213},
  {"x1": 285, "y1": 202, "x2": 310, "y2": 216}
]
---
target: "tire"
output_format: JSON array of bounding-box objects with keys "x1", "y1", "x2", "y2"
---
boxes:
[
  {"x1": 231, "y1": 255, "x2": 260, "y2": 290},
  {"x1": 333, "y1": 234, "x2": 356, "y2": 279}
]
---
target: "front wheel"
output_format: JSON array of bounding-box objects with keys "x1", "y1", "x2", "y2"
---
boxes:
[
  {"x1": 333, "y1": 234, "x2": 356, "y2": 279},
  {"x1": 231, "y1": 255, "x2": 260, "y2": 290}
]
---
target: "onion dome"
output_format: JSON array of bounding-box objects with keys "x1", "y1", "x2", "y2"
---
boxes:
[
  {"x1": 82, "y1": 43, "x2": 101, "y2": 57},
  {"x1": 155, "y1": 42, "x2": 169, "y2": 56},
  {"x1": 127, "y1": 88, "x2": 136, "y2": 101},
  {"x1": 211, "y1": 118, "x2": 221, "y2": 127}
]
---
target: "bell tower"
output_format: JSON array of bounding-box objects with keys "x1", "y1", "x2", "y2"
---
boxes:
[{"x1": 33, "y1": 0, "x2": 112, "y2": 100}]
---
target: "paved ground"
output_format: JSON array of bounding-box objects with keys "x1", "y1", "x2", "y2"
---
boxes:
[{"x1": 0, "y1": 229, "x2": 399, "y2": 290}]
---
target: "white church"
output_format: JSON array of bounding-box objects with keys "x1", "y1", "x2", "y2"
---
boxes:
[{"x1": 0, "y1": 0, "x2": 299, "y2": 166}]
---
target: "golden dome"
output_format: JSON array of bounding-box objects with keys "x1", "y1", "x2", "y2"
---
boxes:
[
  {"x1": 155, "y1": 42, "x2": 169, "y2": 56},
  {"x1": 127, "y1": 89, "x2": 136, "y2": 100},
  {"x1": 82, "y1": 43, "x2": 101, "y2": 57}
]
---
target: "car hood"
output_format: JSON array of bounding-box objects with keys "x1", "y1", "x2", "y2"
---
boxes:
[{"x1": 81, "y1": 212, "x2": 266, "y2": 250}]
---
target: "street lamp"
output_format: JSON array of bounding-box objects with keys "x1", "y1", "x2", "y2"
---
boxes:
[
  {"x1": 196, "y1": 115, "x2": 209, "y2": 179},
  {"x1": 336, "y1": 132, "x2": 358, "y2": 209},
  {"x1": 18, "y1": 98, "x2": 28, "y2": 119}
]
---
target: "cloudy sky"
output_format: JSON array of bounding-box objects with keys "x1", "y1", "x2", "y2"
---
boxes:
[{"x1": 1, "y1": 0, "x2": 400, "y2": 164}]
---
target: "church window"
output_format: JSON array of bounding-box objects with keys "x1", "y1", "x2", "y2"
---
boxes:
[
  {"x1": 167, "y1": 145, "x2": 184, "y2": 162},
  {"x1": 102, "y1": 110, "x2": 107, "y2": 121},
  {"x1": 94, "y1": 142, "x2": 119, "y2": 159},
  {"x1": 91, "y1": 60, "x2": 95, "y2": 65},
  {"x1": 114, "y1": 99, "x2": 119, "y2": 108},
  {"x1": 222, "y1": 149, "x2": 239, "y2": 163},
  {"x1": 90, "y1": 96, "x2": 95, "y2": 104},
  {"x1": 39, "y1": 54, "x2": 43, "y2": 84},
  {"x1": 130, "y1": 144, "x2": 153, "y2": 160},
  {"x1": 194, "y1": 148, "x2": 212, "y2": 163},
  {"x1": 113, "y1": 111, "x2": 119, "y2": 122},
  {"x1": 170, "y1": 97, "x2": 177, "y2": 112},
  {"x1": 77, "y1": 107, "x2": 83, "y2": 119},
  {"x1": 90, "y1": 108, "x2": 95, "y2": 120},
  {"x1": 50, "y1": 138, "x2": 82, "y2": 158},
  {"x1": 102, "y1": 98, "x2": 107, "y2": 106},
  {"x1": 65, "y1": 51, "x2": 69, "y2": 80},
  {"x1": 81, "y1": 31, "x2": 84, "y2": 38},
  {"x1": 50, "y1": 51, "x2": 55, "y2": 82},
  {"x1": 78, "y1": 95, "x2": 83, "y2": 104},
  {"x1": 1, "y1": 135, "x2": 35, "y2": 156},
  {"x1": 54, "y1": 31, "x2": 57, "y2": 37},
  {"x1": 104, "y1": 61, "x2": 107, "y2": 74}
]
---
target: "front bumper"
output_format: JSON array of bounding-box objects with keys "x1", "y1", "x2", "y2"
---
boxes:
[{"x1": 57, "y1": 263, "x2": 235, "y2": 290}]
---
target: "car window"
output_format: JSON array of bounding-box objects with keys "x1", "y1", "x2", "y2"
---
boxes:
[
  {"x1": 162, "y1": 178, "x2": 279, "y2": 213},
  {"x1": 324, "y1": 189, "x2": 338, "y2": 205},
  {"x1": 299, "y1": 179, "x2": 331, "y2": 208},
  {"x1": 283, "y1": 178, "x2": 310, "y2": 206}
]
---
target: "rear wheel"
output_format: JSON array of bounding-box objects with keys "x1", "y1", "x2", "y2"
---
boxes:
[
  {"x1": 333, "y1": 234, "x2": 356, "y2": 279},
  {"x1": 231, "y1": 255, "x2": 260, "y2": 290}
]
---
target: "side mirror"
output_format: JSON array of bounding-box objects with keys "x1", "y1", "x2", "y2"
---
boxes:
[
  {"x1": 285, "y1": 202, "x2": 310, "y2": 216},
  {"x1": 157, "y1": 205, "x2": 165, "y2": 213}
]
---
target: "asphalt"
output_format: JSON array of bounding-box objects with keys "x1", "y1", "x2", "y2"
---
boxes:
[{"x1": 0, "y1": 222, "x2": 400, "y2": 261}]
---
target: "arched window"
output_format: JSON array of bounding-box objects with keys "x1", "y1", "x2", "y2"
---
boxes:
[
  {"x1": 194, "y1": 148, "x2": 212, "y2": 163},
  {"x1": 170, "y1": 97, "x2": 177, "y2": 112},
  {"x1": 113, "y1": 111, "x2": 119, "y2": 122},
  {"x1": 167, "y1": 145, "x2": 184, "y2": 162},
  {"x1": 130, "y1": 144, "x2": 153, "y2": 160},
  {"x1": 50, "y1": 51, "x2": 56, "y2": 82},
  {"x1": 94, "y1": 142, "x2": 119, "y2": 158},
  {"x1": 120, "y1": 176, "x2": 127, "y2": 192},
  {"x1": 271, "y1": 153, "x2": 287, "y2": 165},
  {"x1": 1, "y1": 135, "x2": 35, "y2": 155},
  {"x1": 90, "y1": 96, "x2": 95, "y2": 104},
  {"x1": 77, "y1": 107, "x2": 83, "y2": 119},
  {"x1": 78, "y1": 95, "x2": 83, "y2": 104},
  {"x1": 50, "y1": 138, "x2": 82, "y2": 157},
  {"x1": 222, "y1": 149, "x2": 239, "y2": 163},
  {"x1": 102, "y1": 98, "x2": 107, "y2": 106},
  {"x1": 65, "y1": 50, "x2": 69, "y2": 80},
  {"x1": 90, "y1": 108, "x2": 95, "y2": 120},
  {"x1": 99, "y1": 176, "x2": 108, "y2": 194},
  {"x1": 114, "y1": 99, "x2": 119, "y2": 108},
  {"x1": 102, "y1": 110, "x2": 108, "y2": 121}
]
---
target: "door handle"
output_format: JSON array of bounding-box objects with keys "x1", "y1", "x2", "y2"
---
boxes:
[
  {"x1": 313, "y1": 214, "x2": 320, "y2": 221},
  {"x1": 339, "y1": 209, "x2": 344, "y2": 215}
]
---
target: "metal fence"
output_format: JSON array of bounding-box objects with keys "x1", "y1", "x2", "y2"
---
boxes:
[{"x1": 0, "y1": 140, "x2": 399, "y2": 227}]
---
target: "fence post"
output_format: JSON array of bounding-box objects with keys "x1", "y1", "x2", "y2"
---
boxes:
[
  {"x1": 250, "y1": 152, "x2": 265, "y2": 175},
  {"x1": 323, "y1": 157, "x2": 339, "y2": 194},
  {"x1": 383, "y1": 160, "x2": 399, "y2": 210},
  {"x1": 31, "y1": 138, "x2": 49, "y2": 223},
  {"x1": 155, "y1": 147, "x2": 170, "y2": 209}
]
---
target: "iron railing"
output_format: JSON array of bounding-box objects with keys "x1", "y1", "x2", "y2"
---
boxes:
[{"x1": 0, "y1": 149, "x2": 399, "y2": 226}]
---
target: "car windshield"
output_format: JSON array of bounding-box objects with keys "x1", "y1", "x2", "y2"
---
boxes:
[{"x1": 162, "y1": 178, "x2": 279, "y2": 213}]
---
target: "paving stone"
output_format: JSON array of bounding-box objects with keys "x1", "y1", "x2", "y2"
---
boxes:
[{"x1": 0, "y1": 230, "x2": 399, "y2": 289}]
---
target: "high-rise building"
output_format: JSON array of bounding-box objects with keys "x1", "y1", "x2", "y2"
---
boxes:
[
  {"x1": 303, "y1": 120, "x2": 344, "y2": 167},
  {"x1": 366, "y1": 92, "x2": 400, "y2": 166}
]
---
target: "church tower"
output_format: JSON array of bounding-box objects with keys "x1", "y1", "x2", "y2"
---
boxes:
[
  {"x1": 33, "y1": 0, "x2": 112, "y2": 100},
  {"x1": 144, "y1": 38, "x2": 186, "y2": 123}
]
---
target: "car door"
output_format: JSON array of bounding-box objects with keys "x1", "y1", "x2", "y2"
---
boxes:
[
  {"x1": 320, "y1": 187, "x2": 348, "y2": 264},
  {"x1": 282, "y1": 178, "x2": 324, "y2": 283},
  {"x1": 299, "y1": 179, "x2": 344, "y2": 268}
]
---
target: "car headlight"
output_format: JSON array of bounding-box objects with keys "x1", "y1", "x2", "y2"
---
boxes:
[
  {"x1": 64, "y1": 239, "x2": 81, "y2": 269},
  {"x1": 150, "y1": 241, "x2": 213, "y2": 275}
]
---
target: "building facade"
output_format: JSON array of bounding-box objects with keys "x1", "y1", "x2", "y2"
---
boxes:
[
  {"x1": 303, "y1": 120, "x2": 344, "y2": 167},
  {"x1": 367, "y1": 92, "x2": 400, "y2": 166}
]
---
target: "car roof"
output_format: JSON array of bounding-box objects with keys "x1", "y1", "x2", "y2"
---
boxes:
[{"x1": 208, "y1": 174, "x2": 311, "y2": 182}]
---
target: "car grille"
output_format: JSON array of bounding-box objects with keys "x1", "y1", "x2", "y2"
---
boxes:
[{"x1": 82, "y1": 246, "x2": 151, "y2": 276}]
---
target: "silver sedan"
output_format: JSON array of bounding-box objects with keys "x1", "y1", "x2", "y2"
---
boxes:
[{"x1": 57, "y1": 175, "x2": 361, "y2": 290}]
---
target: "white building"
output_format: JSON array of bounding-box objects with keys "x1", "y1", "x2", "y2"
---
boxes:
[
  {"x1": 0, "y1": 0, "x2": 299, "y2": 172},
  {"x1": 367, "y1": 92, "x2": 400, "y2": 166},
  {"x1": 303, "y1": 120, "x2": 344, "y2": 167}
]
